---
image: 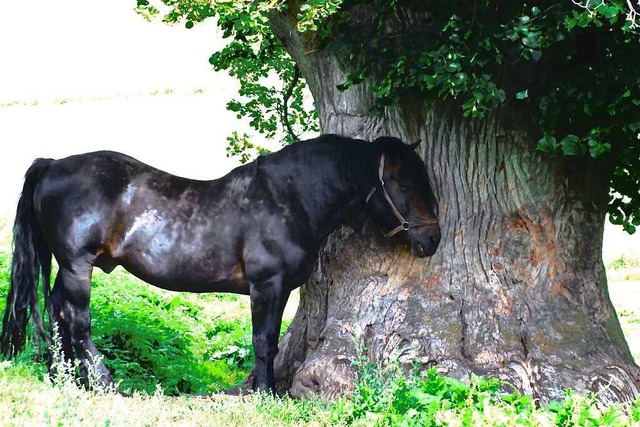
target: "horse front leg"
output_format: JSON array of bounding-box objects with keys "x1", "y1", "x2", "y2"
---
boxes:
[{"x1": 248, "y1": 275, "x2": 290, "y2": 393}]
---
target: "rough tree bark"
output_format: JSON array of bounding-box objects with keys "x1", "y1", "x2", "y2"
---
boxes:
[{"x1": 267, "y1": 9, "x2": 640, "y2": 404}]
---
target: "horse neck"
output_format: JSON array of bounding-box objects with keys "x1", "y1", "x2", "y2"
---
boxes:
[{"x1": 288, "y1": 140, "x2": 377, "y2": 240}]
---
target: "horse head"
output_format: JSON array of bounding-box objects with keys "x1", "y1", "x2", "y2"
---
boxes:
[{"x1": 365, "y1": 137, "x2": 441, "y2": 257}]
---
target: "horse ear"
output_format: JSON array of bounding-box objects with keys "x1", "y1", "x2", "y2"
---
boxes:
[{"x1": 409, "y1": 140, "x2": 422, "y2": 150}]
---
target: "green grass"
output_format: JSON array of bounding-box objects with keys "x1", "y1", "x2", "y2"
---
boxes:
[
  {"x1": 89, "y1": 268, "x2": 256, "y2": 395},
  {"x1": 0, "y1": 251, "x2": 259, "y2": 396},
  {"x1": 2, "y1": 349, "x2": 640, "y2": 426},
  {"x1": 3, "y1": 250, "x2": 640, "y2": 426},
  {"x1": 606, "y1": 254, "x2": 640, "y2": 282},
  {"x1": 329, "y1": 358, "x2": 640, "y2": 427},
  {"x1": 0, "y1": 359, "x2": 332, "y2": 427}
]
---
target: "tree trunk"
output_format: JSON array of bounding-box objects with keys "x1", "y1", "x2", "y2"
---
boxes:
[{"x1": 268, "y1": 13, "x2": 640, "y2": 404}]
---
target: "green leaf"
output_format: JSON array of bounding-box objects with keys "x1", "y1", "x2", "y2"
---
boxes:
[
  {"x1": 610, "y1": 211, "x2": 624, "y2": 225},
  {"x1": 589, "y1": 142, "x2": 611, "y2": 158},
  {"x1": 560, "y1": 134, "x2": 587, "y2": 156},
  {"x1": 577, "y1": 11, "x2": 594, "y2": 27},
  {"x1": 530, "y1": 49, "x2": 542, "y2": 61},
  {"x1": 516, "y1": 90, "x2": 529, "y2": 100},
  {"x1": 537, "y1": 135, "x2": 559, "y2": 153},
  {"x1": 599, "y1": 5, "x2": 620, "y2": 19},
  {"x1": 506, "y1": 30, "x2": 519, "y2": 41},
  {"x1": 446, "y1": 61, "x2": 461, "y2": 72},
  {"x1": 624, "y1": 223, "x2": 637, "y2": 234},
  {"x1": 168, "y1": 296, "x2": 182, "y2": 309},
  {"x1": 522, "y1": 32, "x2": 539, "y2": 48}
]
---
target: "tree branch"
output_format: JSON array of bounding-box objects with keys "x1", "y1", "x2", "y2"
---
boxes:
[
  {"x1": 627, "y1": 0, "x2": 640, "y2": 28},
  {"x1": 281, "y1": 64, "x2": 301, "y2": 142}
]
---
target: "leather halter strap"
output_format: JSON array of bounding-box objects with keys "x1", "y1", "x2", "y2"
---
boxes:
[{"x1": 366, "y1": 153, "x2": 439, "y2": 237}]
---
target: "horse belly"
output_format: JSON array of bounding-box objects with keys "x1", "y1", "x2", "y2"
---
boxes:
[{"x1": 115, "y1": 240, "x2": 250, "y2": 295}]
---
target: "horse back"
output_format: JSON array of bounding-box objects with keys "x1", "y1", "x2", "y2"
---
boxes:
[{"x1": 32, "y1": 151, "x2": 251, "y2": 291}]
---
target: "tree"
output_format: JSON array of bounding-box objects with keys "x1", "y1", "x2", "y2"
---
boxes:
[{"x1": 137, "y1": 0, "x2": 640, "y2": 403}]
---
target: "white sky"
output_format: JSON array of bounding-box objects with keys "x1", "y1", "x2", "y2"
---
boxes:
[{"x1": 0, "y1": 0, "x2": 224, "y2": 101}]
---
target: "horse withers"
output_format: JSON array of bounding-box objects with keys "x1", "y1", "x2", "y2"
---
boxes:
[{"x1": 0, "y1": 134, "x2": 440, "y2": 393}]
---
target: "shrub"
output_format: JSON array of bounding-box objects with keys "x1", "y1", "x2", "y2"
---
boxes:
[
  {"x1": 89, "y1": 268, "x2": 256, "y2": 395},
  {"x1": 330, "y1": 352, "x2": 640, "y2": 427}
]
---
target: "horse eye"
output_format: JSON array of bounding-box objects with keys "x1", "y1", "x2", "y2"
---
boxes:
[{"x1": 399, "y1": 183, "x2": 413, "y2": 193}]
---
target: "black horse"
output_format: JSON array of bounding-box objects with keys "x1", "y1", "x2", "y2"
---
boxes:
[{"x1": 0, "y1": 134, "x2": 440, "y2": 393}]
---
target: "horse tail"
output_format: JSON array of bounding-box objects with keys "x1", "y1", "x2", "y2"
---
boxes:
[{"x1": 1, "y1": 158, "x2": 53, "y2": 358}]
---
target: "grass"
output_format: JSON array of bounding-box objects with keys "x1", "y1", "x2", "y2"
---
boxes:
[
  {"x1": 329, "y1": 359, "x2": 640, "y2": 426},
  {"x1": 0, "y1": 253, "x2": 258, "y2": 396},
  {"x1": 2, "y1": 247, "x2": 640, "y2": 425},
  {"x1": 0, "y1": 86, "x2": 211, "y2": 109},
  {"x1": 2, "y1": 345, "x2": 640, "y2": 426},
  {"x1": 90, "y1": 269, "x2": 256, "y2": 394},
  {"x1": 607, "y1": 253, "x2": 640, "y2": 361},
  {"x1": 0, "y1": 248, "x2": 327, "y2": 426},
  {"x1": 0, "y1": 360, "x2": 331, "y2": 427},
  {"x1": 607, "y1": 254, "x2": 640, "y2": 282}
]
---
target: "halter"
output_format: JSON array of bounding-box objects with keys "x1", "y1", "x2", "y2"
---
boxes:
[{"x1": 365, "y1": 153, "x2": 439, "y2": 237}]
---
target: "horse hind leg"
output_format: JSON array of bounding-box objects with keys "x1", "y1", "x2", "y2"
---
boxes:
[
  {"x1": 52, "y1": 263, "x2": 116, "y2": 390},
  {"x1": 47, "y1": 275, "x2": 74, "y2": 365}
]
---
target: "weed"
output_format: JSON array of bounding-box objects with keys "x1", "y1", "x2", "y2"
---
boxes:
[
  {"x1": 330, "y1": 350, "x2": 640, "y2": 427},
  {"x1": 47, "y1": 322, "x2": 119, "y2": 396}
]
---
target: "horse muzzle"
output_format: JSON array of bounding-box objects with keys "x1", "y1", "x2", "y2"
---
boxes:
[{"x1": 410, "y1": 228, "x2": 441, "y2": 258}]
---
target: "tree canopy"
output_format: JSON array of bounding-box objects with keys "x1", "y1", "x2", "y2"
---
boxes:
[{"x1": 136, "y1": 0, "x2": 640, "y2": 233}]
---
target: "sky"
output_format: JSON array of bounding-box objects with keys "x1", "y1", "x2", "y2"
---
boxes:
[
  {"x1": 0, "y1": 0, "x2": 224, "y2": 101},
  {"x1": 0, "y1": 0, "x2": 256, "y2": 214}
]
